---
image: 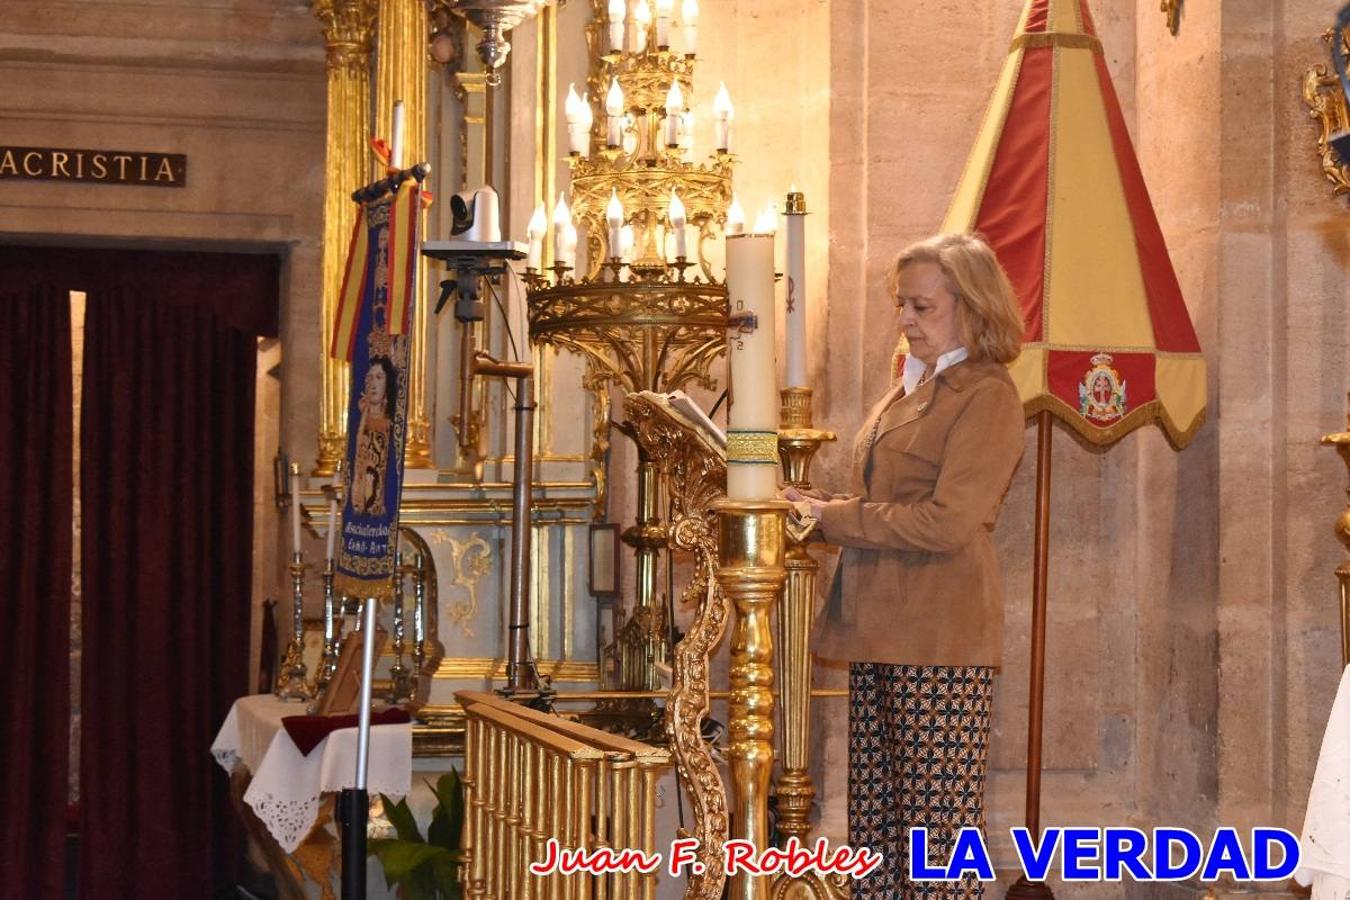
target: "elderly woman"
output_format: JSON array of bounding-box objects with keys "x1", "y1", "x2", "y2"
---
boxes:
[{"x1": 793, "y1": 233, "x2": 1025, "y2": 898}]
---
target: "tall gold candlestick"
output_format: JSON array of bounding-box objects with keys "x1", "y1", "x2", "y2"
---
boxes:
[
  {"x1": 715, "y1": 499, "x2": 788, "y2": 900},
  {"x1": 770, "y1": 388, "x2": 850, "y2": 900},
  {"x1": 1321, "y1": 391, "x2": 1350, "y2": 667}
]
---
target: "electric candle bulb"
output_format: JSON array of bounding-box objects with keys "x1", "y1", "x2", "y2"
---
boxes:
[
  {"x1": 713, "y1": 82, "x2": 734, "y2": 153},
  {"x1": 682, "y1": 0, "x2": 698, "y2": 54},
  {"x1": 754, "y1": 202, "x2": 778, "y2": 235},
  {"x1": 669, "y1": 189, "x2": 687, "y2": 259},
  {"x1": 553, "y1": 193, "x2": 574, "y2": 268},
  {"x1": 526, "y1": 201, "x2": 547, "y2": 270},
  {"x1": 664, "y1": 82, "x2": 684, "y2": 147},
  {"x1": 726, "y1": 194, "x2": 745, "y2": 236},
  {"x1": 679, "y1": 109, "x2": 695, "y2": 152},
  {"x1": 620, "y1": 225, "x2": 635, "y2": 263},
  {"x1": 606, "y1": 189, "x2": 625, "y2": 259},
  {"x1": 655, "y1": 0, "x2": 673, "y2": 48},
  {"x1": 606, "y1": 78, "x2": 625, "y2": 147},
  {"x1": 565, "y1": 84, "x2": 589, "y2": 156},
  {"x1": 633, "y1": 0, "x2": 651, "y2": 53},
  {"x1": 562, "y1": 221, "x2": 578, "y2": 270},
  {"x1": 608, "y1": 0, "x2": 626, "y2": 52}
]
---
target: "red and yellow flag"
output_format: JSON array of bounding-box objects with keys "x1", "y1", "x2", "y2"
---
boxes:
[
  {"x1": 943, "y1": 0, "x2": 1206, "y2": 449},
  {"x1": 330, "y1": 181, "x2": 421, "y2": 362}
]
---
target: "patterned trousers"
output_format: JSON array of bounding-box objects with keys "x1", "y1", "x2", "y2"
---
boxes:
[{"x1": 848, "y1": 662, "x2": 994, "y2": 899}]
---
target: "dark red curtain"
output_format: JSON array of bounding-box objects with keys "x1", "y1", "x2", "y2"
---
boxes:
[
  {"x1": 0, "y1": 275, "x2": 72, "y2": 900},
  {"x1": 74, "y1": 249, "x2": 277, "y2": 898}
]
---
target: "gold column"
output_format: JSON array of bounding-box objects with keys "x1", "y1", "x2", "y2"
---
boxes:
[
  {"x1": 375, "y1": 0, "x2": 434, "y2": 468},
  {"x1": 1322, "y1": 392, "x2": 1350, "y2": 667},
  {"x1": 716, "y1": 499, "x2": 788, "y2": 900},
  {"x1": 313, "y1": 0, "x2": 377, "y2": 476}
]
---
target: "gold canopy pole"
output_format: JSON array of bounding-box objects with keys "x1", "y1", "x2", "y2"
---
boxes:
[
  {"x1": 375, "y1": 0, "x2": 434, "y2": 469},
  {"x1": 313, "y1": 0, "x2": 377, "y2": 477}
]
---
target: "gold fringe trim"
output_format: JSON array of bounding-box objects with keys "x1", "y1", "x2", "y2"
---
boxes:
[
  {"x1": 334, "y1": 572, "x2": 396, "y2": 601},
  {"x1": 1011, "y1": 31, "x2": 1103, "y2": 54},
  {"x1": 1022, "y1": 393, "x2": 1207, "y2": 451}
]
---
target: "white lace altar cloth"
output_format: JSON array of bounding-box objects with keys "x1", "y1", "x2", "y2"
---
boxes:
[{"x1": 211, "y1": 694, "x2": 412, "y2": 854}]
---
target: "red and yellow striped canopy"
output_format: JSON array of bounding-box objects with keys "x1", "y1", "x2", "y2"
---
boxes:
[{"x1": 942, "y1": 0, "x2": 1206, "y2": 449}]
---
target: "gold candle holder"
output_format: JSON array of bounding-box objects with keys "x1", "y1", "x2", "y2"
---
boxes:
[
  {"x1": 771, "y1": 388, "x2": 850, "y2": 899},
  {"x1": 276, "y1": 552, "x2": 314, "y2": 701},
  {"x1": 1322, "y1": 391, "x2": 1350, "y2": 667},
  {"x1": 714, "y1": 498, "x2": 788, "y2": 900}
]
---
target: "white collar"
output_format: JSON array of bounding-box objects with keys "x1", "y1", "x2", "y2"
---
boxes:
[{"x1": 902, "y1": 345, "x2": 968, "y2": 396}]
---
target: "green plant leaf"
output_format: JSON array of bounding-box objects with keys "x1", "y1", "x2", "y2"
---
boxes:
[
  {"x1": 427, "y1": 769, "x2": 464, "y2": 853},
  {"x1": 370, "y1": 841, "x2": 445, "y2": 886},
  {"x1": 432, "y1": 853, "x2": 464, "y2": 900},
  {"x1": 380, "y1": 793, "x2": 424, "y2": 844}
]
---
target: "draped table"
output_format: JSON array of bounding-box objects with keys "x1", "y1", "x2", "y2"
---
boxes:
[{"x1": 211, "y1": 694, "x2": 413, "y2": 854}]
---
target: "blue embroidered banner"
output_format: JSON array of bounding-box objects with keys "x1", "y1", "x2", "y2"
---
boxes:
[{"x1": 333, "y1": 184, "x2": 420, "y2": 600}]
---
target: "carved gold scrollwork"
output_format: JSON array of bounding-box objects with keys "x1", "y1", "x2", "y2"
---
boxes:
[
  {"x1": 429, "y1": 532, "x2": 492, "y2": 638},
  {"x1": 1304, "y1": 29, "x2": 1350, "y2": 196},
  {"x1": 1161, "y1": 0, "x2": 1181, "y2": 36},
  {"x1": 624, "y1": 391, "x2": 728, "y2": 900}
]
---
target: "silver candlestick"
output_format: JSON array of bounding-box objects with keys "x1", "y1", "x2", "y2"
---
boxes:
[
  {"x1": 389, "y1": 552, "x2": 411, "y2": 703},
  {"x1": 276, "y1": 552, "x2": 313, "y2": 701},
  {"x1": 315, "y1": 560, "x2": 340, "y2": 693}
]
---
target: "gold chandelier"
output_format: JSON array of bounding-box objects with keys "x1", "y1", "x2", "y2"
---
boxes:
[{"x1": 524, "y1": 0, "x2": 737, "y2": 397}]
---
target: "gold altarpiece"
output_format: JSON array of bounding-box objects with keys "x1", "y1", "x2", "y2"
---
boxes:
[{"x1": 299, "y1": 3, "x2": 845, "y2": 897}]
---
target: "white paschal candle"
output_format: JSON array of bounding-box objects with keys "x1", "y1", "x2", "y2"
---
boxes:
[
  {"x1": 606, "y1": 78, "x2": 624, "y2": 147},
  {"x1": 682, "y1": 0, "x2": 698, "y2": 54},
  {"x1": 713, "y1": 83, "x2": 733, "y2": 153},
  {"x1": 608, "y1": 0, "x2": 626, "y2": 52},
  {"x1": 669, "y1": 189, "x2": 687, "y2": 258},
  {"x1": 664, "y1": 82, "x2": 683, "y2": 147},
  {"x1": 526, "y1": 202, "x2": 546, "y2": 269},
  {"x1": 725, "y1": 230, "x2": 779, "y2": 500},
  {"x1": 784, "y1": 189, "x2": 807, "y2": 387},
  {"x1": 289, "y1": 463, "x2": 303, "y2": 556}
]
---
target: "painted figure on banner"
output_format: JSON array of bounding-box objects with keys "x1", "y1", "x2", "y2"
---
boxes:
[
  {"x1": 330, "y1": 176, "x2": 422, "y2": 599},
  {"x1": 353, "y1": 355, "x2": 397, "y2": 516}
]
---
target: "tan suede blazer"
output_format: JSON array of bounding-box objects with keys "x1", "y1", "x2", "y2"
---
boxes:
[{"x1": 812, "y1": 359, "x2": 1025, "y2": 668}]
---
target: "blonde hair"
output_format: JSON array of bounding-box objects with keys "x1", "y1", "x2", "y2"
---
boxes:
[{"x1": 887, "y1": 233, "x2": 1024, "y2": 364}]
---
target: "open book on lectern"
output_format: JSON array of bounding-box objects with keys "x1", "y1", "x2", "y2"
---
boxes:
[
  {"x1": 629, "y1": 390, "x2": 819, "y2": 543},
  {"x1": 631, "y1": 390, "x2": 728, "y2": 451}
]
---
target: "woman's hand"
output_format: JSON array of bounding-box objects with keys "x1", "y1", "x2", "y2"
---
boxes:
[{"x1": 780, "y1": 486, "x2": 828, "y2": 521}]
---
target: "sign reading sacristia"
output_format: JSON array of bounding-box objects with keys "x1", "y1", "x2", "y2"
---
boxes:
[{"x1": 0, "y1": 146, "x2": 187, "y2": 187}]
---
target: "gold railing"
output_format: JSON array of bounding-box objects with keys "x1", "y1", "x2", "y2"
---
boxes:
[{"x1": 458, "y1": 690, "x2": 672, "y2": 900}]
